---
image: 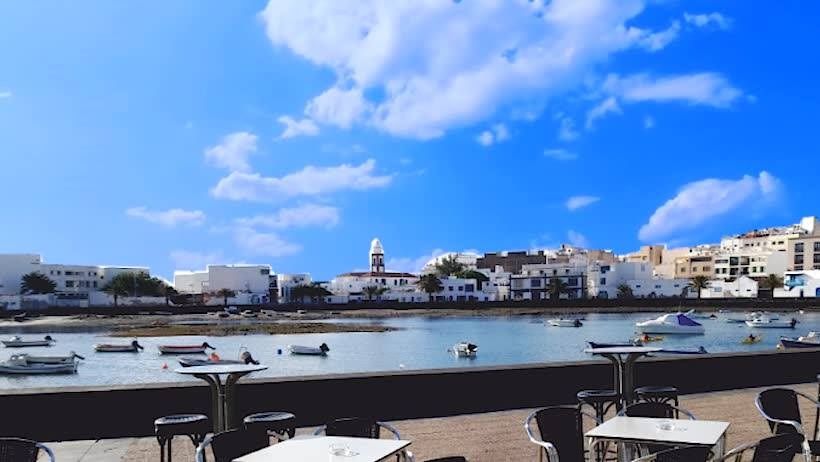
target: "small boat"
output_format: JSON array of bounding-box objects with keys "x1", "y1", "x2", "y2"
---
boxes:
[
  {"x1": 289, "y1": 343, "x2": 330, "y2": 356},
  {"x1": 1, "y1": 335, "x2": 56, "y2": 348},
  {"x1": 742, "y1": 335, "x2": 763, "y2": 345},
  {"x1": 779, "y1": 332, "x2": 820, "y2": 349},
  {"x1": 745, "y1": 316, "x2": 797, "y2": 329},
  {"x1": 158, "y1": 342, "x2": 216, "y2": 355},
  {"x1": 12, "y1": 312, "x2": 27, "y2": 322},
  {"x1": 15, "y1": 351, "x2": 85, "y2": 364},
  {"x1": 636, "y1": 313, "x2": 705, "y2": 335},
  {"x1": 0, "y1": 355, "x2": 78, "y2": 375},
  {"x1": 241, "y1": 310, "x2": 258, "y2": 318},
  {"x1": 547, "y1": 318, "x2": 583, "y2": 327},
  {"x1": 95, "y1": 340, "x2": 144, "y2": 353},
  {"x1": 684, "y1": 310, "x2": 714, "y2": 320},
  {"x1": 453, "y1": 342, "x2": 478, "y2": 358},
  {"x1": 587, "y1": 341, "x2": 642, "y2": 349},
  {"x1": 179, "y1": 350, "x2": 259, "y2": 367}
]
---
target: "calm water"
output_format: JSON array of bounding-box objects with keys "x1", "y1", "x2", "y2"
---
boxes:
[{"x1": 0, "y1": 311, "x2": 813, "y2": 390}]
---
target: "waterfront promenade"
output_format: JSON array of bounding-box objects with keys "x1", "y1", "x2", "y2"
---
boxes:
[{"x1": 44, "y1": 382, "x2": 816, "y2": 461}]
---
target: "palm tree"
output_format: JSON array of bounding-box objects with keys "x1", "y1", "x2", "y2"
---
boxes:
[
  {"x1": 760, "y1": 274, "x2": 784, "y2": 298},
  {"x1": 216, "y1": 288, "x2": 236, "y2": 307},
  {"x1": 102, "y1": 275, "x2": 132, "y2": 307},
  {"x1": 547, "y1": 277, "x2": 569, "y2": 301},
  {"x1": 163, "y1": 285, "x2": 178, "y2": 306},
  {"x1": 363, "y1": 285, "x2": 388, "y2": 302},
  {"x1": 434, "y1": 255, "x2": 466, "y2": 277},
  {"x1": 290, "y1": 284, "x2": 331, "y2": 304},
  {"x1": 616, "y1": 283, "x2": 633, "y2": 299},
  {"x1": 20, "y1": 272, "x2": 56, "y2": 294},
  {"x1": 689, "y1": 275, "x2": 710, "y2": 299},
  {"x1": 456, "y1": 270, "x2": 490, "y2": 290},
  {"x1": 417, "y1": 274, "x2": 443, "y2": 301}
]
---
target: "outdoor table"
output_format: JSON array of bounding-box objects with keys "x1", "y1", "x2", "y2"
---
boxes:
[
  {"x1": 234, "y1": 435, "x2": 412, "y2": 462},
  {"x1": 584, "y1": 346, "x2": 662, "y2": 405},
  {"x1": 586, "y1": 416, "x2": 729, "y2": 462},
  {"x1": 176, "y1": 364, "x2": 267, "y2": 433}
]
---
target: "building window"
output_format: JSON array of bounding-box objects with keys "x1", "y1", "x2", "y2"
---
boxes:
[
  {"x1": 600, "y1": 278, "x2": 606, "y2": 285},
  {"x1": 814, "y1": 254, "x2": 820, "y2": 264},
  {"x1": 703, "y1": 266, "x2": 711, "y2": 272},
  {"x1": 795, "y1": 254, "x2": 804, "y2": 265},
  {"x1": 795, "y1": 243, "x2": 805, "y2": 253},
  {"x1": 93, "y1": 281, "x2": 97, "y2": 288},
  {"x1": 465, "y1": 284, "x2": 475, "y2": 292},
  {"x1": 795, "y1": 265, "x2": 804, "y2": 271},
  {"x1": 65, "y1": 281, "x2": 74, "y2": 288},
  {"x1": 815, "y1": 242, "x2": 820, "y2": 252},
  {"x1": 531, "y1": 278, "x2": 542, "y2": 288},
  {"x1": 680, "y1": 268, "x2": 687, "y2": 273},
  {"x1": 448, "y1": 286, "x2": 453, "y2": 291},
  {"x1": 567, "y1": 277, "x2": 578, "y2": 286}
]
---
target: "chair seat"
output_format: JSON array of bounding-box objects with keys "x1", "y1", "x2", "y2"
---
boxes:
[
  {"x1": 155, "y1": 414, "x2": 210, "y2": 437},
  {"x1": 635, "y1": 386, "x2": 678, "y2": 397},
  {"x1": 244, "y1": 412, "x2": 297, "y2": 438},
  {"x1": 577, "y1": 390, "x2": 620, "y2": 403}
]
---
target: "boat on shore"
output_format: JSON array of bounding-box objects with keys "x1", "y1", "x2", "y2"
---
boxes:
[
  {"x1": 14, "y1": 351, "x2": 84, "y2": 364},
  {"x1": 289, "y1": 343, "x2": 330, "y2": 356},
  {"x1": 745, "y1": 316, "x2": 797, "y2": 329},
  {"x1": 1, "y1": 335, "x2": 56, "y2": 348},
  {"x1": 179, "y1": 350, "x2": 259, "y2": 367},
  {"x1": 0, "y1": 355, "x2": 78, "y2": 375},
  {"x1": 453, "y1": 342, "x2": 478, "y2": 358},
  {"x1": 636, "y1": 313, "x2": 705, "y2": 335},
  {"x1": 547, "y1": 318, "x2": 582, "y2": 327},
  {"x1": 158, "y1": 342, "x2": 216, "y2": 355},
  {"x1": 95, "y1": 340, "x2": 144, "y2": 353},
  {"x1": 779, "y1": 332, "x2": 820, "y2": 349}
]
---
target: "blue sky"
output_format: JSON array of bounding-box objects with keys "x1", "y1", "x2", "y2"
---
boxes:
[{"x1": 1, "y1": 1, "x2": 818, "y2": 281}]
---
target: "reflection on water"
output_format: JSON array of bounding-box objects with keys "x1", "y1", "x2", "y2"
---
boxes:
[{"x1": 0, "y1": 311, "x2": 812, "y2": 390}]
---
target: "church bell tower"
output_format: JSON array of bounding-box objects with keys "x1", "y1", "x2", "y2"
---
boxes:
[{"x1": 369, "y1": 238, "x2": 385, "y2": 273}]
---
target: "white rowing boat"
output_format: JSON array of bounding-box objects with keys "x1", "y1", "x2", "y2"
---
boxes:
[
  {"x1": 95, "y1": 340, "x2": 144, "y2": 353},
  {"x1": 0, "y1": 355, "x2": 78, "y2": 375},
  {"x1": 14, "y1": 351, "x2": 84, "y2": 364},
  {"x1": 453, "y1": 342, "x2": 478, "y2": 358},
  {"x1": 1, "y1": 335, "x2": 56, "y2": 348},
  {"x1": 158, "y1": 342, "x2": 216, "y2": 355},
  {"x1": 288, "y1": 343, "x2": 330, "y2": 356}
]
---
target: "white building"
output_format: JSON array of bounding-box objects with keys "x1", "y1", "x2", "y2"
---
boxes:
[
  {"x1": 277, "y1": 273, "x2": 312, "y2": 302},
  {"x1": 775, "y1": 270, "x2": 820, "y2": 298},
  {"x1": 0, "y1": 254, "x2": 42, "y2": 295},
  {"x1": 712, "y1": 250, "x2": 787, "y2": 280},
  {"x1": 431, "y1": 276, "x2": 493, "y2": 302},
  {"x1": 173, "y1": 265, "x2": 273, "y2": 296},
  {"x1": 588, "y1": 262, "x2": 690, "y2": 298},
  {"x1": 421, "y1": 251, "x2": 480, "y2": 274},
  {"x1": 328, "y1": 238, "x2": 419, "y2": 297},
  {"x1": 174, "y1": 270, "x2": 209, "y2": 294},
  {"x1": 700, "y1": 276, "x2": 759, "y2": 298},
  {"x1": 510, "y1": 260, "x2": 588, "y2": 300}
]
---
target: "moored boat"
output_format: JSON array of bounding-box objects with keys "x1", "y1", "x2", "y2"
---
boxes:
[
  {"x1": 158, "y1": 342, "x2": 216, "y2": 355},
  {"x1": 453, "y1": 342, "x2": 478, "y2": 358},
  {"x1": 745, "y1": 316, "x2": 797, "y2": 329},
  {"x1": 16, "y1": 351, "x2": 84, "y2": 364},
  {"x1": 289, "y1": 343, "x2": 330, "y2": 356},
  {"x1": 241, "y1": 310, "x2": 257, "y2": 318},
  {"x1": 95, "y1": 340, "x2": 144, "y2": 353},
  {"x1": 0, "y1": 355, "x2": 78, "y2": 375},
  {"x1": 779, "y1": 332, "x2": 820, "y2": 349},
  {"x1": 635, "y1": 313, "x2": 705, "y2": 335},
  {"x1": 179, "y1": 350, "x2": 260, "y2": 367},
  {"x1": 1, "y1": 335, "x2": 56, "y2": 348},
  {"x1": 547, "y1": 318, "x2": 583, "y2": 327}
]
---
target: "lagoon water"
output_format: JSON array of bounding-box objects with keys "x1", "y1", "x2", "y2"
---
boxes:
[{"x1": 0, "y1": 311, "x2": 815, "y2": 390}]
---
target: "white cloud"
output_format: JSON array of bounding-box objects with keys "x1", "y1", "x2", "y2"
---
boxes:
[
  {"x1": 126, "y1": 207, "x2": 206, "y2": 228},
  {"x1": 0, "y1": 91, "x2": 11, "y2": 99},
  {"x1": 544, "y1": 148, "x2": 578, "y2": 161},
  {"x1": 476, "y1": 123, "x2": 510, "y2": 147},
  {"x1": 643, "y1": 115, "x2": 655, "y2": 129},
  {"x1": 233, "y1": 227, "x2": 302, "y2": 258},
  {"x1": 603, "y1": 72, "x2": 743, "y2": 108},
  {"x1": 638, "y1": 171, "x2": 782, "y2": 242},
  {"x1": 558, "y1": 117, "x2": 579, "y2": 142},
  {"x1": 277, "y1": 116, "x2": 319, "y2": 139},
  {"x1": 567, "y1": 230, "x2": 590, "y2": 248},
  {"x1": 170, "y1": 250, "x2": 224, "y2": 270},
  {"x1": 566, "y1": 195, "x2": 600, "y2": 211},
  {"x1": 585, "y1": 96, "x2": 622, "y2": 129},
  {"x1": 237, "y1": 204, "x2": 340, "y2": 229},
  {"x1": 204, "y1": 132, "x2": 258, "y2": 172},
  {"x1": 637, "y1": 21, "x2": 681, "y2": 52},
  {"x1": 684, "y1": 12, "x2": 732, "y2": 30},
  {"x1": 476, "y1": 131, "x2": 494, "y2": 147},
  {"x1": 211, "y1": 159, "x2": 392, "y2": 202},
  {"x1": 259, "y1": 1, "x2": 690, "y2": 139}
]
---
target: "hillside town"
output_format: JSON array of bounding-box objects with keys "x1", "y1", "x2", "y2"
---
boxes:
[{"x1": 1, "y1": 216, "x2": 820, "y2": 310}]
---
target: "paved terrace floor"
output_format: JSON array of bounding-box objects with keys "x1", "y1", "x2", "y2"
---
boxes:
[{"x1": 44, "y1": 382, "x2": 818, "y2": 462}]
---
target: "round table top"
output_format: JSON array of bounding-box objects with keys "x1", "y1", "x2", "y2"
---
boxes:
[
  {"x1": 175, "y1": 364, "x2": 268, "y2": 375},
  {"x1": 584, "y1": 346, "x2": 663, "y2": 355}
]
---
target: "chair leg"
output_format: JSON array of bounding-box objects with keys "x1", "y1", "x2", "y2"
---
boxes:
[
  {"x1": 167, "y1": 438, "x2": 173, "y2": 462},
  {"x1": 157, "y1": 437, "x2": 167, "y2": 462}
]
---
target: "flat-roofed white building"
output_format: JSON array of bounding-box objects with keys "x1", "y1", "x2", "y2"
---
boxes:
[
  {"x1": 277, "y1": 273, "x2": 312, "y2": 302},
  {"x1": 173, "y1": 270, "x2": 209, "y2": 294},
  {"x1": 0, "y1": 254, "x2": 41, "y2": 295},
  {"x1": 776, "y1": 270, "x2": 820, "y2": 298},
  {"x1": 700, "y1": 276, "x2": 758, "y2": 298},
  {"x1": 173, "y1": 265, "x2": 272, "y2": 295}
]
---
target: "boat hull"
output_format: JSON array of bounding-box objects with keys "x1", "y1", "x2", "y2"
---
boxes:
[
  {"x1": 178, "y1": 358, "x2": 244, "y2": 367},
  {"x1": 158, "y1": 346, "x2": 208, "y2": 355},
  {"x1": 635, "y1": 325, "x2": 704, "y2": 335},
  {"x1": 779, "y1": 338, "x2": 820, "y2": 349},
  {"x1": 95, "y1": 345, "x2": 140, "y2": 353},
  {"x1": 745, "y1": 321, "x2": 796, "y2": 329},
  {"x1": 1, "y1": 341, "x2": 54, "y2": 348},
  {"x1": 547, "y1": 319, "x2": 582, "y2": 327},
  {"x1": 289, "y1": 346, "x2": 327, "y2": 356},
  {"x1": 0, "y1": 363, "x2": 77, "y2": 375}
]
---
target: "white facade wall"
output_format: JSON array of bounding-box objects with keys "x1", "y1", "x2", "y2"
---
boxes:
[
  {"x1": 328, "y1": 274, "x2": 418, "y2": 295},
  {"x1": 0, "y1": 254, "x2": 41, "y2": 295},
  {"x1": 588, "y1": 261, "x2": 689, "y2": 298},
  {"x1": 433, "y1": 276, "x2": 492, "y2": 301},
  {"x1": 277, "y1": 273, "x2": 312, "y2": 302},
  {"x1": 628, "y1": 278, "x2": 689, "y2": 298},
  {"x1": 173, "y1": 271, "x2": 209, "y2": 294},
  {"x1": 208, "y1": 265, "x2": 271, "y2": 294},
  {"x1": 41, "y1": 264, "x2": 102, "y2": 293},
  {"x1": 713, "y1": 250, "x2": 787, "y2": 280},
  {"x1": 701, "y1": 276, "x2": 759, "y2": 298},
  {"x1": 775, "y1": 271, "x2": 820, "y2": 298}
]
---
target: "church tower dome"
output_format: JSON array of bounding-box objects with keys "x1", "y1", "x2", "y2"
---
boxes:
[{"x1": 369, "y1": 238, "x2": 385, "y2": 273}]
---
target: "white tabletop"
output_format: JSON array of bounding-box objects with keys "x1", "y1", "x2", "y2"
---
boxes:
[
  {"x1": 234, "y1": 436, "x2": 411, "y2": 462},
  {"x1": 174, "y1": 364, "x2": 267, "y2": 375},
  {"x1": 584, "y1": 347, "x2": 663, "y2": 355},
  {"x1": 586, "y1": 417, "x2": 729, "y2": 446}
]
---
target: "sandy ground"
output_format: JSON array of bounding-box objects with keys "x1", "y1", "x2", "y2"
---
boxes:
[{"x1": 44, "y1": 382, "x2": 818, "y2": 461}]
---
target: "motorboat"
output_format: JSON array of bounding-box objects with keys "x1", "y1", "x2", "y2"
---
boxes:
[
  {"x1": 289, "y1": 343, "x2": 330, "y2": 356},
  {"x1": 95, "y1": 340, "x2": 144, "y2": 353},
  {"x1": 15, "y1": 351, "x2": 84, "y2": 364},
  {"x1": 158, "y1": 342, "x2": 216, "y2": 355},
  {"x1": 179, "y1": 350, "x2": 259, "y2": 367},
  {"x1": 1, "y1": 335, "x2": 56, "y2": 348},
  {"x1": 453, "y1": 342, "x2": 478, "y2": 358},
  {"x1": 0, "y1": 355, "x2": 78, "y2": 375},
  {"x1": 547, "y1": 318, "x2": 582, "y2": 327},
  {"x1": 635, "y1": 313, "x2": 705, "y2": 335},
  {"x1": 745, "y1": 316, "x2": 797, "y2": 329},
  {"x1": 684, "y1": 310, "x2": 716, "y2": 320},
  {"x1": 779, "y1": 332, "x2": 820, "y2": 349}
]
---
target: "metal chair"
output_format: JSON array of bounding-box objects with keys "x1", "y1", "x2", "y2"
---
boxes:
[
  {"x1": 715, "y1": 433, "x2": 807, "y2": 462},
  {"x1": 243, "y1": 411, "x2": 296, "y2": 443},
  {"x1": 314, "y1": 417, "x2": 413, "y2": 461},
  {"x1": 154, "y1": 414, "x2": 210, "y2": 462},
  {"x1": 195, "y1": 428, "x2": 269, "y2": 462},
  {"x1": 0, "y1": 437, "x2": 55, "y2": 462},
  {"x1": 629, "y1": 446, "x2": 711, "y2": 462},
  {"x1": 618, "y1": 402, "x2": 695, "y2": 420},
  {"x1": 577, "y1": 390, "x2": 621, "y2": 422},
  {"x1": 634, "y1": 386, "x2": 680, "y2": 417},
  {"x1": 524, "y1": 405, "x2": 599, "y2": 462},
  {"x1": 755, "y1": 388, "x2": 819, "y2": 460}
]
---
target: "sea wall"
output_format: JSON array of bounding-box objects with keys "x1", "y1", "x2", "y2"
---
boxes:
[{"x1": 1, "y1": 349, "x2": 818, "y2": 442}]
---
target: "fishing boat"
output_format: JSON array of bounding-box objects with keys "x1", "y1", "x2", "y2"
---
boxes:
[
  {"x1": 15, "y1": 351, "x2": 84, "y2": 364},
  {"x1": 547, "y1": 318, "x2": 583, "y2": 327},
  {"x1": 1, "y1": 335, "x2": 56, "y2": 348},
  {"x1": 779, "y1": 332, "x2": 820, "y2": 349},
  {"x1": 0, "y1": 355, "x2": 78, "y2": 375},
  {"x1": 636, "y1": 313, "x2": 705, "y2": 335},
  {"x1": 158, "y1": 342, "x2": 216, "y2": 355},
  {"x1": 453, "y1": 342, "x2": 478, "y2": 358},
  {"x1": 289, "y1": 343, "x2": 330, "y2": 356},
  {"x1": 745, "y1": 316, "x2": 797, "y2": 329},
  {"x1": 179, "y1": 350, "x2": 259, "y2": 367},
  {"x1": 95, "y1": 340, "x2": 144, "y2": 353}
]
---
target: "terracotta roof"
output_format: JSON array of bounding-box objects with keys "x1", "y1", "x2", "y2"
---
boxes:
[{"x1": 338, "y1": 271, "x2": 418, "y2": 278}]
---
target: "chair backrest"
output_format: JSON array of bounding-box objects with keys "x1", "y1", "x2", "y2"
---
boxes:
[
  {"x1": 209, "y1": 428, "x2": 269, "y2": 462},
  {"x1": 0, "y1": 438, "x2": 49, "y2": 462},
  {"x1": 621, "y1": 402, "x2": 676, "y2": 419},
  {"x1": 751, "y1": 433, "x2": 804, "y2": 462},
  {"x1": 649, "y1": 446, "x2": 711, "y2": 462},
  {"x1": 758, "y1": 388, "x2": 802, "y2": 434},
  {"x1": 533, "y1": 406, "x2": 584, "y2": 462},
  {"x1": 325, "y1": 417, "x2": 381, "y2": 439}
]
